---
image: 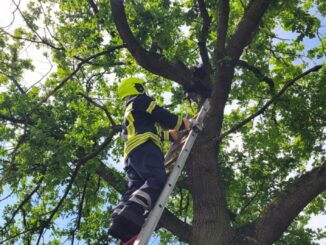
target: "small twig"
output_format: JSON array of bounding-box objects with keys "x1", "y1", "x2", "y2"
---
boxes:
[
  {"x1": 238, "y1": 189, "x2": 260, "y2": 216},
  {"x1": 316, "y1": 30, "x2": 326, "y2": 57},
  {"x1": 11, "y1": 127, "x2": 28, "y2": 164},
  {"x1": 0, "y1": 191, "x2": 15, "y2": 202},
  {"x1": 78, "y1": 93, "x2": 116, "y2": 126},
  {"x1": 0, "y1": 177, "x2": 44, "y2": 234},
  {"x1": 76, "y1": 173, "x2": 90, "y2": 230},
  {"x1": 12, "y1": 0, "x2": 64, "y2": 52},
  {"x1": 0, "y1": 113, "x2": 31, "y2": 125},
  {"x1": 1, "y1": 0, "x2": 20, "y2": 29},
  {"x1": 0, "y1": 28, "x2": 64, "y2": 51},
  {"x1": 39, "y1": 1, "x2": 64, "y2": 48},
  {"x1": 239, "y1": 0, "x2": 245, "y2": 8},
  {"x1": 35, "y1": 163, "x2": 81, "y2": 245},
  {"x1": 0, "y1": 225, "x2": 40, "y2": 244},
  {"x1": 26, "y1": 55, "x2": 54, "y2": 92},
  {"x1": 179, "y1": 188, "x2": 184, "y2": 216}
]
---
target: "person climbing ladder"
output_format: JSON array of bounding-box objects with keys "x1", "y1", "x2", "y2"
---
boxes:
[{"x1": 108, "y1": 77, "x2": 190, "y2": 243}]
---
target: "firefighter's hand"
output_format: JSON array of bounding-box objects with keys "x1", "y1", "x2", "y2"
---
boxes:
[
  {"x1": 182, "y1": 118, "x2": 191, "y2": 131},
  {"x1": 169, "y1": 130, "x2": 181, "y2": 142}
]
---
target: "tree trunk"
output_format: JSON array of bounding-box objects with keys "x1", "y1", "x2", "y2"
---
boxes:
[
  {"x1": 189, "y1": 65, "x2": 236, "y2": 244},
  {"x1": 190, "y1": 142, "x2": 235, "y2": 244}
]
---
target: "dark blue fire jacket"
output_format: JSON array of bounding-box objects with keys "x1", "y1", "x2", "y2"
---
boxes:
[{"x1": 122, "y1": 94, "x2": 184, "y2": 158}]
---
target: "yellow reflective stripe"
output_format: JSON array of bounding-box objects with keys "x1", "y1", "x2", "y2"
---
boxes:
[
  {"x1": 125, "y1": 103, "x2": 133, "y2": 116},
  {"x1": 124, "y1": 133, "x2": 162, "y2": 158},
  {"x1": 174, "y1": 116, "x2": 183, "y2": 131},
  {"x1": 126, "y1": 114, "x2": 135, "y2": 138},
  {"x1": 146, "y1": 101, "x2": 157, "y2": 114},
  {"x1": 155, "y1": 123, "x2": 162, "y2": 135},
  {"x1": 126, "y1": 133, "x2": 162, "y2": 155},
  {"x1": 163, "y1": 131, "x2": 170, "y2": 141},
  {"x1": 124, "y1": 103, "x2": 135, "y2": 139}
]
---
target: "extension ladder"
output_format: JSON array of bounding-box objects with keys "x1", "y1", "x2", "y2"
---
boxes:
[{"x1": 132, "y1": 99, "x2": 210, "y2": 245}]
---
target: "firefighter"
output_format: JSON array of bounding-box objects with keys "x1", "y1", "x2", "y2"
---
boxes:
[{"x1": 108, "y1": 77, "x2": 190, "y2": 242}]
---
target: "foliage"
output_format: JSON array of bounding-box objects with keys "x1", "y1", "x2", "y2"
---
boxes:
[{"x1": 0, "y1": 0, "x2": 325, "y2": 244}]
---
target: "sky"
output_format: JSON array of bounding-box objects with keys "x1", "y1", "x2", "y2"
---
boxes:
[{"x1": 0, "y1": 0, "x2": 325, "y2": 244}]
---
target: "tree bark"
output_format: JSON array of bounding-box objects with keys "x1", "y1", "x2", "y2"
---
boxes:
[
  {"x1": 227, "y1": 0, "x2": 272, "y2": 62},
  {"x1": 188, "y1": 0, "x2": 275, "y2": 243},
  {"x1": 190, "y1": 141, "x2": 235, "y2": 244}
]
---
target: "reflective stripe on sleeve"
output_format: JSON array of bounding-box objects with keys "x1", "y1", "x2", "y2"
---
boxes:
[
  {"x1": 173, "y1": 116, "x2": 183, "y2": 131},
  {"x1": 126, "y1": 113, "x2": 135, "y2": 138},
  {"x1": 163, "y1": 131, "x2": 170, "y2": 141},
  {"x1": 146, "y1": 101, "x2": 157, "y2": 114}
]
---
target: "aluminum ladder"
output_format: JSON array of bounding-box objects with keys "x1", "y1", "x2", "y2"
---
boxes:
[{"x1": 134, "y1": 98, "x2": 210, "y2": 245}]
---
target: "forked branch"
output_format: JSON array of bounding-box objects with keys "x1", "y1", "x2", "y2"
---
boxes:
[{"x1": 109, "y1": 0, "x2": 192, "y2": 86}]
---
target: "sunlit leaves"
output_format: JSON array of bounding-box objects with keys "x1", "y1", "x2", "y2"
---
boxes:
[{"x1": 0, "y1": 0, "x2": 325, "y2": 244}]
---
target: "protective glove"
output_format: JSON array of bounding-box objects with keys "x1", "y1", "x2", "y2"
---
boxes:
[
  {"x1": 169, "y1": 129, "x2": 181, "y2": 142},
  {"x1": 169, "y1": 118, "x2": 191, "y2": 141}
]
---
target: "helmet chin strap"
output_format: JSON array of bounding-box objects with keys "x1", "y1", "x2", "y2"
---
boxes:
[
  {"x1": 143, "y1": 86, "x2": 149, "y2": 96},
  {"x1": 123, "y1": 95, "x2": 138, "y2": 105}
]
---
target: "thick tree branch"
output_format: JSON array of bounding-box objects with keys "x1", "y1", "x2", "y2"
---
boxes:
[
  {"x1": 197, "y1": 0, "x2": 211, "y2": 72},
  {"x1": 237, "y1": 60, "x2": 275, "y2": 94},
  {"x1": 97, "y1": 161, "x2": 126, "y2": 193},
  {"x1": 0, "y1": 113, "x2": 32, "y2": 125},
  {"x1": 109, "y1": 0, "x2": 192, "y2": 85},
  {"x1": 252, "y1": 161, "x2": 326, "y2": 244},
  {"x1": 216, "y1": 0, "x2": 230, "y2": 59},
  {"x1": 158, "y1": 209, "x2": 191, "y2": 243},
  {"x1": 214, "y1": 65, "x2": 322, "y2": 142},
  {"x1": 227, "y1": 0, "x2": 272, "y2": 62}
]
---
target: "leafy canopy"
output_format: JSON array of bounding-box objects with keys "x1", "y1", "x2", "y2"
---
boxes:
[{"x1": 0, "y1": 0, "x2": 325, "y2": 244}]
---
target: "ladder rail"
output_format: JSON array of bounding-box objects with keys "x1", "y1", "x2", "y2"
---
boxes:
[{"x1": 134, "y1": 99, "x2": 210, "y2": 245}]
